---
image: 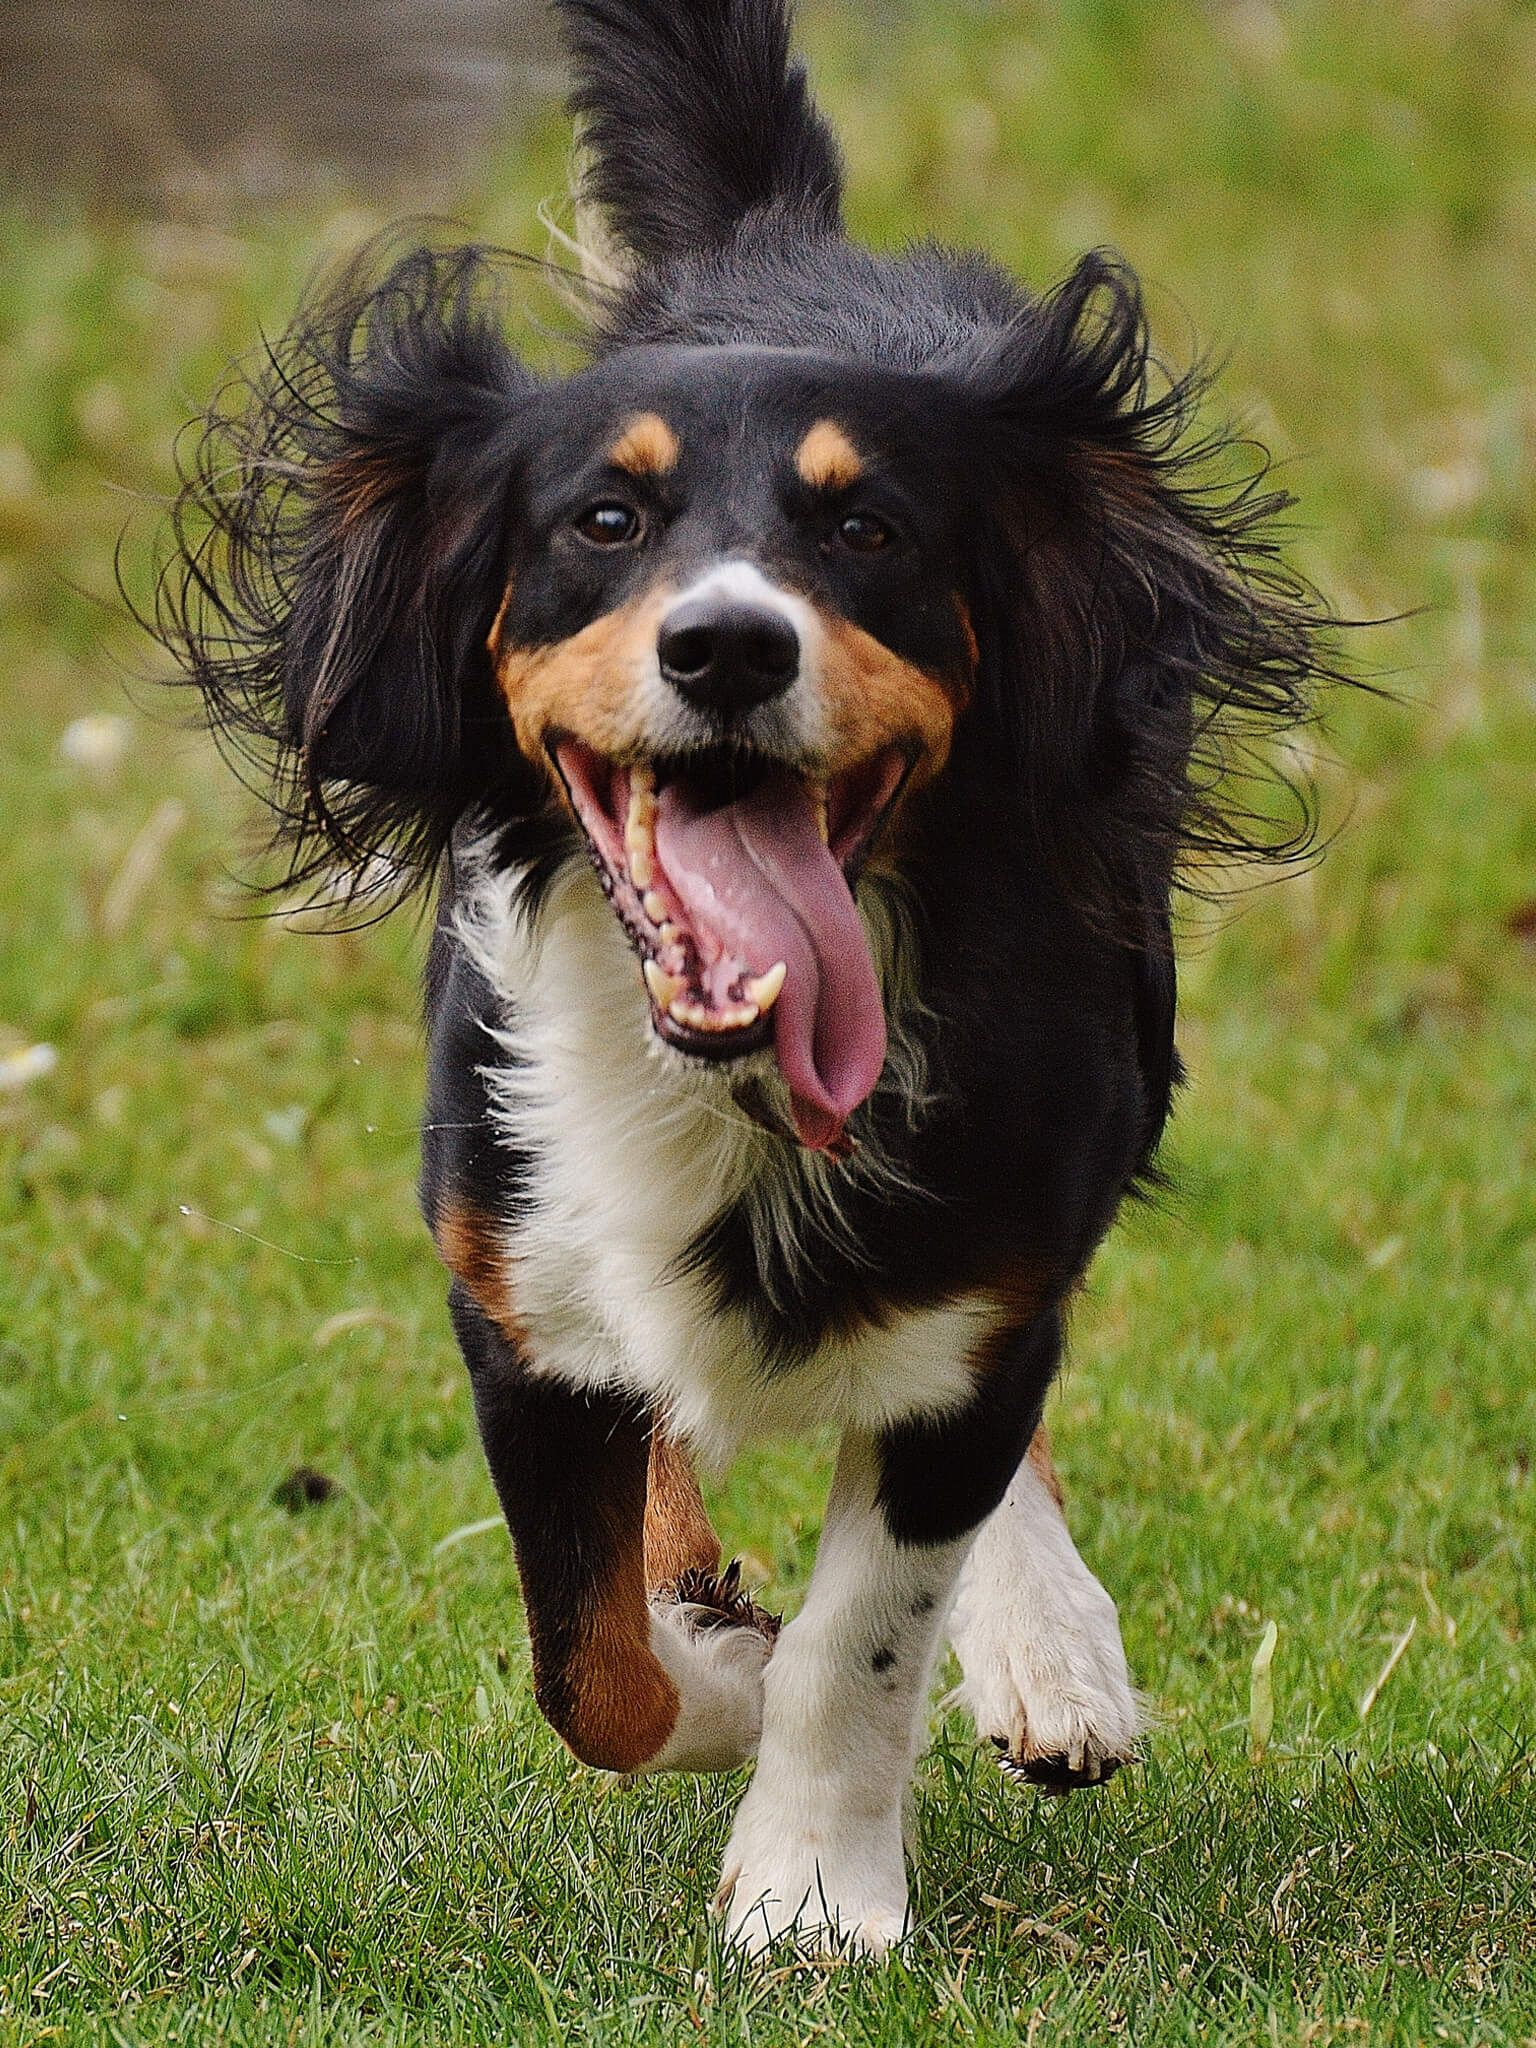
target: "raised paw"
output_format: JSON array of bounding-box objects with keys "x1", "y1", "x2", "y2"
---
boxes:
[
  {"x1": 949, "y1": 1457, "x2": 1141, "y2": 1796},
  {"x1": 664, "y1": 1559, "x2": 781, "y2": 1642},
  {"x1": 638, "y1": 1561, "x2": 778, "y2": 1774}
]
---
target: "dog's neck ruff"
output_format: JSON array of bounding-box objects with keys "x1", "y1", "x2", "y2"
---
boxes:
[{"x1": 450, "y1": 832, "x2": 953, "y2": 1463}]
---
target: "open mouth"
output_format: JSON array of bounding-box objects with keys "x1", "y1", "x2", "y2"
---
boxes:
[{"x1": 553, "y1": 737, "x2": 909, "y2": 1154}]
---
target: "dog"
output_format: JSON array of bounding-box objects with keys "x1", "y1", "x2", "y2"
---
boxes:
[{"x1": 159, "y1": 0, "x2": 1336, "y2": 1955}]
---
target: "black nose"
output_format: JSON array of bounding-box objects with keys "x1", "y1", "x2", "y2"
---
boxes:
[{"x1": 657, "y1": 598, "x2": 800, "y2": 713}]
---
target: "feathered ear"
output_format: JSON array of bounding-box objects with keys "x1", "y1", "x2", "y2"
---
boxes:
[
  {"x1": 554, "y1": 0, "x2": 844, "y2": 264},
  {"x1": 156, "y1": 242, "x2": 541, "y2": 909},
  {"x1": 963, "y1": 252, "x2": 1343, "y2": 932}
]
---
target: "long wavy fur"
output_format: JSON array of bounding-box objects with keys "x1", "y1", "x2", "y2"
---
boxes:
[
  {"x1": 148, "y1": 0, "x2": 1346, "y2": 942},
  {"x1": 149, "y1": 240, "x2": 546, "y2": 914},
  {"x1": 959, "y1": 251, "x2": 1348, "y2": 931}
]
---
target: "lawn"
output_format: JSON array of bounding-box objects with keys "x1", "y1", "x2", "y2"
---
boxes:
[{"x1": 2, "y1": 1, "x2": 1534, "y2": 2040}]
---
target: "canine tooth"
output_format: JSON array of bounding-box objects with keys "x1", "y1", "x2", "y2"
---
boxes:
[
  {"x1": 643, "y1": 889, "x2": 669, "y2": 923},
  {"x1": 659, "y1": 921, "x2": 680, "y2": 945},
  {"x1": 629, "y1": 761, "x2": 655, "y2": 795},
  {"x1": 624, "y1": 772, "x2": 657, "y2": 854},
  {"x1": 743, "y1": 961, "x2": 787, "y2": 1014},
  {"x1": 644, "y1": 959, "x2": 684, "y2": 1009},
  {"x1": 811, "y1": 782, "x2": 829, "y2": 844},
  {"x1": 628, "y1": 846, "x2": 655, "y2": 890}
]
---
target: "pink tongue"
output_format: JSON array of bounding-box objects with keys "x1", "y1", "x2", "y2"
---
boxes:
[{"x1": 654, "y1": 771, "x2": 886, "y2": 1152}]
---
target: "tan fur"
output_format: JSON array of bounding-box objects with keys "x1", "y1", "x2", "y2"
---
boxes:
[
  {"x1": 644, "y1": 1429, "x2": 723, "y2": 1593},
  {"x1": 953, "y1": 593, "x2": 979, "y2": 672},
  {"x1": 795, "y1": 418, "x2": 863, "y2": 492},
  {"x1": 814, "y1": 610, "x2": 969, "y2": 788},
  {"x1": 493, "y1": 582, "x2": 677, "y2": 763},
  {"x1": 433, "y1": 1199, "x2": 521, "y2": 1339},
  {"x1": 486, "y1": 583, "x2": 512, "y2": 658},
  {"x1": 495, "y1": 582, "x2": 972, "y2": 801},
  {"x1": 557, "y1": 1536, "x2": 682, "y2": 1773},
  {"x1": 609, "y1": 411, "x2": 680, "y2": 477},
  {"x1": 432, "y1": 1205, "x2": 681, "y2": 1771},
  {"x1": 1026, "y1": 1424, "x2": 1066, "y2": 1510}
]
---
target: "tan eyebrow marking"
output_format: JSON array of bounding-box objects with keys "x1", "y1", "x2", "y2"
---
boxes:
[
  {"x1": 795, "y1": 418, "x2": 864, "y2": 491},
  {"x1": 607, "y1": 411, "x2": 680, "y2": 477}
]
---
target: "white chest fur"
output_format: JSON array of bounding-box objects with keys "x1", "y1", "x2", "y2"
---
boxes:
[{"x1": 454, "y1": 851, "x2": 994, "y2": 1467}]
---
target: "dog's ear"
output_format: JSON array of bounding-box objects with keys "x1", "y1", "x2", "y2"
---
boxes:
[
  {"x1": 159, "y1": 242, "x2": 541, "y2": 906},
  {"x1": 962, "y1": 253, "x2": 1336, "y2": 936},
  {"x1": 554, "y1": 0, "x2": 844, "y2": 263}
]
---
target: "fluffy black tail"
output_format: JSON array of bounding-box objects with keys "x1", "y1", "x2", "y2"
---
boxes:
[{"x1": 553, "y1": 0, "x2": 843, "y2": 263}]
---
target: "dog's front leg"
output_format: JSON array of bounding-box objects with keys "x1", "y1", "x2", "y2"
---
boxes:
[
  {"x1": 717, "y1": 1313, "x2": 1062, "y2": 1957},
  {"x1": 715, "y1": 1428, "x2": 973, "y2": 1958},
  {"x1": 449, "y1": 1281, "x2": 677, "y2": 1771},
  {"x1": 948, "y1": 1427, "x2": 1140, "y2": 1790},
  {"x1": 449, "y1": 1282, "x2": 772, "y2": 1774}
]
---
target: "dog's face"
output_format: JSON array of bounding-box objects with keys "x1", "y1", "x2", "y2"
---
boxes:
[
  {"x1": 485, "y1": 345, "x2": 979, "y2": 1148},
  {"x1": 172, "y1": 236, "x2": 1321, "y2": 1168}
]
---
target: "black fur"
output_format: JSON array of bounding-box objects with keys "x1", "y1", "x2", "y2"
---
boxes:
[
  {"x1": 153, "y1": 243, "x2": 543, "y2": 910},
  {"x1": 556, "y1": 0, "x2": 844, "y2": 262},
  {"x1": 877, "y1": 1314, "x2": 1062, "y2": 1549},
  {"x1": 155, "y1": 0, "x2": 1346, "y2": 1649},
  {"x1": 447, "y1": 1280, "x2": 656, "y2": 1762}
]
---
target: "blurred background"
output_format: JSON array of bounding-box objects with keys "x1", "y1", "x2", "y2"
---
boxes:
[
  {"x1": 1, "y1": 3, "x2": 1533, "y2": 2027},
  {"x1": 0, "y1": 0, "x2": 561, "y2": 203}
]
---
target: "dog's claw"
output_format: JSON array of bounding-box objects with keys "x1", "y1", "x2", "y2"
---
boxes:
[{"x1": 997, "y1": 1741, "x2": 1130, "y2": 1795}]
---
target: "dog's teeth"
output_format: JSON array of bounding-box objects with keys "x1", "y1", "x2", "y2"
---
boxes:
[
  {"x1": 811, "y1": 781, "x2": 829, "y2": 845},
  {"x1": 644, "y1": 959, "x2": 685, "y2": 1009},
  {"x1": 668, "y1": 997, "x2": 709, "y2": 1029},
  {"x1": 743, "y1": 961, "x2": 787, "y2": 1015},
  {"x1": 659, "y1": 921, "x2": 680, "y2": 945},
  {"x1": 725, "y1": 1003, "x2": 760, "y2": 1029},
  {"x1": 625, "y1": 771, "x2": 658, "y2": 890},
  {"x1": 642, "y1": 889, "x2": 669, "y2": 923}
]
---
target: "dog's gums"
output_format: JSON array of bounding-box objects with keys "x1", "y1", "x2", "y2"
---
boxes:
[{"x1": 554, "y1": 739, "x2": 907, "y2": 1153}]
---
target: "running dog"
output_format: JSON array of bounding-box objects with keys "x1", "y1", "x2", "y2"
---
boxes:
[{"x1": 161, "y1": 0, "x2": 1335, "y2": 1954}]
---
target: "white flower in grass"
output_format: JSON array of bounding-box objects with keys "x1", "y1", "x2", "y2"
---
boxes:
[
  {"x1": 59, "y1": 713, "x2": 131, "y2": 774},
  {"x1": 0, "y1": 1042, "x2": 58, "y2": 1091}
]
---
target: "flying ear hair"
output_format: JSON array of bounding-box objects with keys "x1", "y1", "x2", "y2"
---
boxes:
[{"x1": 153, "y1": 241, "x2": 545, "y2": 910}]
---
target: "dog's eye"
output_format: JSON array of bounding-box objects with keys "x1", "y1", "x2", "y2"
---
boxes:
[
  {"x1": 836, "y1": 512, "x2": 893, "y2": 555},
  {"x1": 575, "y1": 502, "x2": 642, "y2": 547}
]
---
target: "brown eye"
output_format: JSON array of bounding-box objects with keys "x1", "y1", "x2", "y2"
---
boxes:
[
  {"x1": 575, "y1": 502, "x2": 642, "y2": 547},
  {"x1": 837, "y1": 511, "x2": 893, "y2": 554}
]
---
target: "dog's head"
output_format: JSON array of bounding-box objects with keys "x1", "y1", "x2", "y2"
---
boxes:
[
  {"x1": 160, "y1": 0, "x2": 1336, "y2": 1154},
  {"x1": 484, "y1": 344, "x2": 986, "y2": 1148}
]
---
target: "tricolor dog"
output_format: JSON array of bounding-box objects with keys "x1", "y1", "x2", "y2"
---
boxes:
[{"x1": 161, "y1": 0, "x2": 1337, "y2": 1954}]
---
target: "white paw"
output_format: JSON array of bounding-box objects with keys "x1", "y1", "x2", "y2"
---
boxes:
[
  {"x1": 716, "y1": 1783, "x2": 909, "y2": 1957},
  {"x1": 949, "y1": 1474, "x2": 1140, "y2": 1793},
  {"x1": 636, "y1": 1593, "x2": 775, "y2": 1774}
]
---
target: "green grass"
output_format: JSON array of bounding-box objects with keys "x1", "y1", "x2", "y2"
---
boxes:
[{"x1": 2, "y1": 0, "x2": 1534, "y2": 2039}]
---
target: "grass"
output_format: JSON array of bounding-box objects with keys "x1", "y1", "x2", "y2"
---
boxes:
[{"x1": 2, "y1": 0, "x2": 1534, "y2": 2039}]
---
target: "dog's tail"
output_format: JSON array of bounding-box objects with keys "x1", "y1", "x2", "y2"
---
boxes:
[{"x1": 552, "y1": 0, "x2": 843, "y2": 264}]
